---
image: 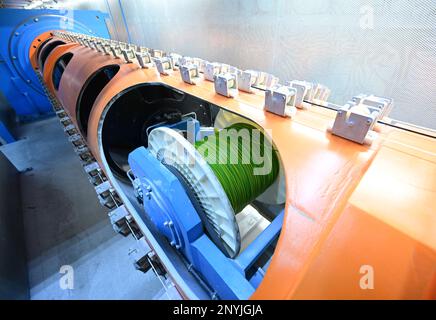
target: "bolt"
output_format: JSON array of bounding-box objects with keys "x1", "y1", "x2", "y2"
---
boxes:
[
  {"x1": 34, "y1": 18, "x2": 39, "y2": 22},
  {"x1": 15, "y1": 32, "x2": 19, "y2": 36},
  {"x1": 26, "y1": 79, "x2": 31, "y2": 84},
  {"x1": 12, "y1": 56, "x2": 17, "y2": 60}
]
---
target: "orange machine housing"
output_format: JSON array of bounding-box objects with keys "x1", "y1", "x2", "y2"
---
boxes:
[{"x1": 31, "y1": 34, "x2": 436, "y2": 300}]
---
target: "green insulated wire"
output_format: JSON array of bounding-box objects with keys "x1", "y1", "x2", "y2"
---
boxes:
[{"x1": 195, "y1": 123, "x2": 279, "y2": 214}]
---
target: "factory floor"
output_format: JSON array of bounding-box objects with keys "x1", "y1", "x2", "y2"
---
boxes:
[{"x1": 1, "y1": 117, "x2": 165, "y2": 300}]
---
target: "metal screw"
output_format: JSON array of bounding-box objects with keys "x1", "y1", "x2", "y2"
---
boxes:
[{"x1": 34, "y1": 18, "x2": 39, "y2": 22}]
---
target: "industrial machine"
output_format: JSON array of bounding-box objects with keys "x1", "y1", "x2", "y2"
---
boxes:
[{"x1": 8, "y1": 24, "x2": 436, "y2": 299}]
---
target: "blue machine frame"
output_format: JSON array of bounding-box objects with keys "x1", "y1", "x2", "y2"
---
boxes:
[
  {"x1": 0, "y1": 9, "x2": 110, "y2": 121},
  {"x1": 128, "y1": 139, "x2": 284, "y2": 299}
]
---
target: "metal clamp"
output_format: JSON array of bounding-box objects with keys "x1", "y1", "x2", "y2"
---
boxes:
[
  {"x1": 101, "y1": 42, "x2": 112, "y2": 55},
  {"x1": 192, "y1": 58, "x2": 206, "y2": 73},
  {"x1": 151, "y1": 49, "x2": 164, "y2": 58},
  {"x1": 122, "y1": 48, "x2": 136, "y2": 63},
  {"x1": 180, "y1": 64, "x2": 201, "y2": 85},
  {"x1": 264, "y1": 85, "x2": 297, "y2": 117},
  {"x1": 109, "y1": 45, "x2": 123, "y2": 59},
  {"x1": 155, "y1": 57, "x2": 174, "y2": 75},
  {"x1": 204, "y1": 62, "x2": 222, "y2": 81},
  {"x1": 135, "y1": 51, "x2": 153, "y2": 68},
  {"x1": 255, "y1": 72, "x2": 279, "y2": 89},
  {"x1": 108, "y1": 205, "x2": 131, "y2": 236},
  {"x1": 237, "y1": 70, "x2": 259, "y2": 93},
  {"x1": 328, "y1": 94, "x2": 393, "y2": 145},
  {"x1": 287, "y1": 80, "x2": 313, "y2": 109},
  {"x1": 214, "y1": 73, "x2": 238, "y2": 98},
  {"x1": 311, "y1": 83, "x2": 331, "y2": 105},
  {"x1": 169, "y1": 53, "x2": 182, "y2": 68}
]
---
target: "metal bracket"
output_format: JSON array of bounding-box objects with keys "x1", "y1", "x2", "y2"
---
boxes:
[
  {"x1": 180, "y1": 64, "x2": 201, "y2": 85},
  {"x1": 108, "y1": 205, "x2": 131, "y2": 236},
  {"x1": 151, "y1": 49, "x2": 164, "y2": 58},
  {"x1": 264, "y1": 85, "x2": 297, "y2": 117},
  {"x1": 109, "y1": 45, "x2": 123, "y2": 59},
  {"x1": 214, "y1": 73, "x2": 238, "y2": 98},
  {"x1": 311, "y1": 83, "x2": 331, "y2": 105},
  {"x1": 155, "y1": 57, "x2": 173, "y2": 75},
  {"x1": 255, "y1": 72, "x2": 279, "y2": 90},
  {"x1": 135, "y1": 51, "x2": 153, "y2": 69},
  {"x1": 237, "y1": 70, "x2": 258, "y2": 93},
  {"x1": 63, "y1": 124, "x2": 78, "y2": 135},
  {"x1": 328, "y1": 94, "x2": 393, "y2": 145},
  {"x1": 287, "y1": 80, "x2": 313, "y2": 109},
  {"x1": 169, "y1": 53, "x2": 182, "y2": 68},
  {"x1": 121, "y1": 48, "x2": 136, "y2": 63},
  {"x1": 204, "y1": 62, "x2": 221, "y2": 81}
]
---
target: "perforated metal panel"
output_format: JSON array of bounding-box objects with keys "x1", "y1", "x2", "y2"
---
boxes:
[{"x1": 61, "y1": 0, "x2": 436, "y2": 129}]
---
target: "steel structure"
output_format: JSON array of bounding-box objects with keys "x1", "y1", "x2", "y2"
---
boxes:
[{"x1": 13, "y1": 26, "x2": 436, "y2": 299}]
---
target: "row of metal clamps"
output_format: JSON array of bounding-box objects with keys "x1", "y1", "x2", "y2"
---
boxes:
[{"x1": 55, "y1": 31, "x2": 332, "y2": 120}]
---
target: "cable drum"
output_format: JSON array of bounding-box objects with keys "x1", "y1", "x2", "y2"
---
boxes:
[
  {"x1": 195, "y1": 123, "x2": 279, "y2": 214},
  {"x1": 148, "y1": 123, "x2": 279, "y2": 258}
]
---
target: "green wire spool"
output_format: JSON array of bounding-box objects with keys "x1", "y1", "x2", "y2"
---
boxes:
[{"x1": 195, "y1": 123, "x2": 279, "y2": 214}]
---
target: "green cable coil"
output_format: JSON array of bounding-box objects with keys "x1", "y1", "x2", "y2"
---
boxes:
[{"x1": 195, "y1": 123, "x2": 279, "y2": 214}]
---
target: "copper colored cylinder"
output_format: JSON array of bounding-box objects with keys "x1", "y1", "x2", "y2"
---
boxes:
[{"x1": 56, "y1": 46, "x2": 122, "y2": 130}]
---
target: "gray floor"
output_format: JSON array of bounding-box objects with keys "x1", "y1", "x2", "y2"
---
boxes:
[{"x1": 1, "y1": 117, "x2": 164, "y2": 299}]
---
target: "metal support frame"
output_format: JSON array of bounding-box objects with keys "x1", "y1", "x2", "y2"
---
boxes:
[
  {"x1": 214, "y1": 73, "x2": 238, "y2": 98},
  {"x1": 329, "y1": 94, "x2": 393, "y2": 145},
  {"x1": 264, "y1": 85, "x2": 297, "y2": 118},
  {"x1": 180, "y1": 64, "x2": 201, "y2": 85},
  {"x1": 155, "y1": 57, "x2": 174, "y2": 75},
  {"x1": 128, "y1": 145, "x2": 283, "y2": 299}
]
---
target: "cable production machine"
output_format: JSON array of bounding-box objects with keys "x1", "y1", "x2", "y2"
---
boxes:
[{"x1": 25, "y1": 28, "x2": 435, "y2": 300}]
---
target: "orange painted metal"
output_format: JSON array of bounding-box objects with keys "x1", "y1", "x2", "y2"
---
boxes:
[
  {"x1": 41, "y1": 40, "x2": 79, "y2": 95},
  {"x1": 38, "y1": 38, "x2": 436, "y2": 299},
  {"x1": 28, "y1": 31, "x2": 54, "y2": 70}
]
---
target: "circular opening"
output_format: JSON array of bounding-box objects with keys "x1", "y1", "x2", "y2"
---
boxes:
[
  {"x1": 101, "y1": 83, "x2": 213, "y2": 180},
  {"x1": 38, "y1": 40, "x2": 66, "y2": 70},
  {"x1": 35, "y1": 37, "x2": 51, "y2": 63},
  {"x1": 76, "y1": 65, "x2": 121, "y2": 136},
  {"x1": 52, "y1": 53, "x2": 74, "y2": 91}
]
